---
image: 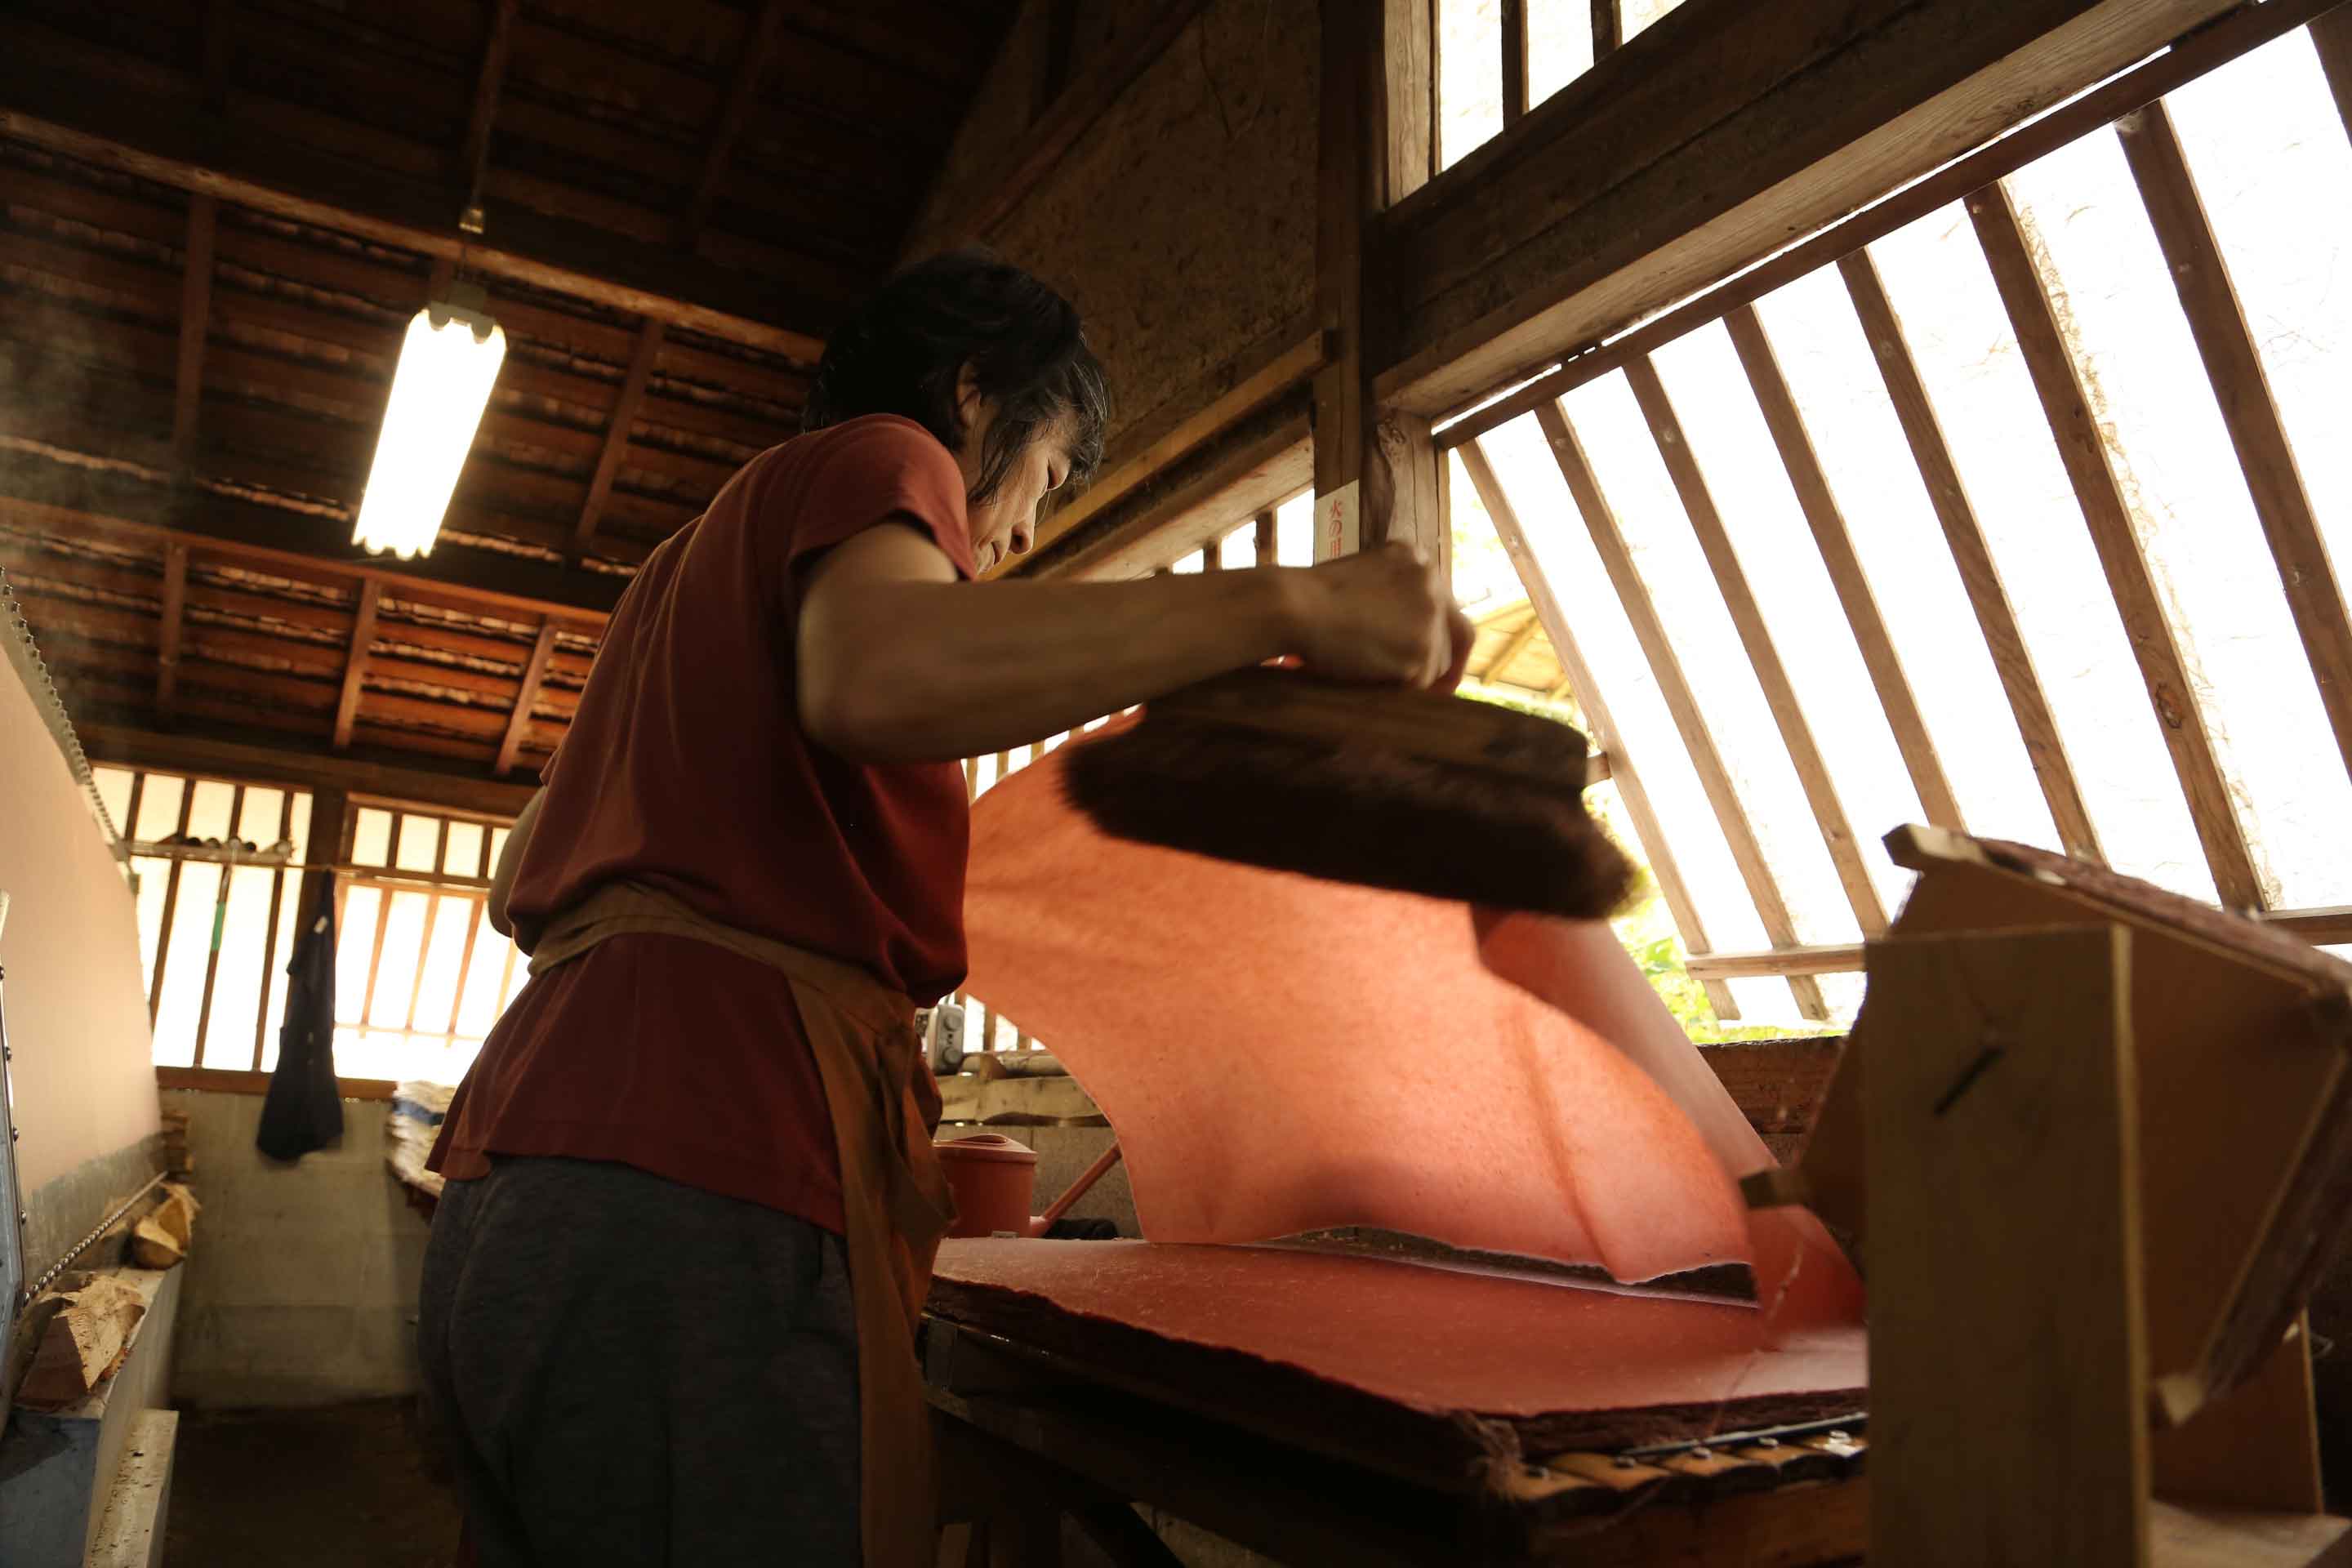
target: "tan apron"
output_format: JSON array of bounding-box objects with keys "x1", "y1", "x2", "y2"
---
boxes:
[{"x1": 528, "y1": 880, "x2": 957, "y2": 1568}]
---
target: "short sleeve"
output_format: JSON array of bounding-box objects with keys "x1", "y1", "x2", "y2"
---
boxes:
[{"x1": 777, "y1": 416, "x2": 975, "y2": 599}]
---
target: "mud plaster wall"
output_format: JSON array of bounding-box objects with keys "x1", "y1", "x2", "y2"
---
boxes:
[{"x1": 905, "y1": 0, "x2": 1320, "y2": 456}]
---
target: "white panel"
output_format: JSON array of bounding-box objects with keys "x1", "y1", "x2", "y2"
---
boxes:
[
  {"x1": 1870, "y1": 203, "x2": 2214, "y2": 899},
  {"x1": 1651, "y1": 318, "x2": 1922, "y2": 916},
  {"x1": 1755, "y1": 265, "x2": 2064, "y2": 853}
]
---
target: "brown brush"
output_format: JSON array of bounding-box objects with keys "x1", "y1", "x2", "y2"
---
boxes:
[{"x1": 1060, "y1": 664, "x2": 1636, "y2": 920}]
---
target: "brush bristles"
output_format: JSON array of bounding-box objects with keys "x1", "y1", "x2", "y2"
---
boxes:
[{"x1": 1061, "y1": 720, "x2": 1637, "y2": 920}]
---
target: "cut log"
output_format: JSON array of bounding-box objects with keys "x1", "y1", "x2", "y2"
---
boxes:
[{"x1": 18, "y1": 1276, "x2": 149, "y2": 1408}]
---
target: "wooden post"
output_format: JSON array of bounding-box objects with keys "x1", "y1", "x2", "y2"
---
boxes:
[
  {"x1": 1499, "y1": 0, "x2": 1530, "y2": 123},
  {"x1": 1838, "y1": 247, "x2": 2105, "y2": 862},
  {"x1": 1867, "y1": 921, "x2": 2149, "y2": 1566},
  {"x1": 1592, "y1": 0, "x2": 1620, "y2": 57},
  {"x1": 1312, "y1": 0, "x2": 1441, "y2": 564},
  {"x1": 1536, "y1": 399, "x2": 1828, "y2": 1020},
  {"x1": 296, "y1": 786, "x2": 347, "y2": 989},
  {"x1": 1968, "y1": 181, "x2": 2259, "y2": 910},
  {"x1": 1252, "y1": 508, "x2": 1276, "y2": 567}
]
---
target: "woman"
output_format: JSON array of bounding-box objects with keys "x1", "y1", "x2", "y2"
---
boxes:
[{"x1": 417, "y1": 251, "x2": 1468, "y2": 1566}]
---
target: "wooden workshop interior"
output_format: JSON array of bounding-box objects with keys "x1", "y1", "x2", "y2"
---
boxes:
[{"x1": 6, "y1": 0, "x2": 2352, "y2": 1561}]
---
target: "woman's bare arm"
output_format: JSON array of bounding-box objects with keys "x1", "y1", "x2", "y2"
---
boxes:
[{"x1": 795, "y1": 525, "x2": 1465, "y2": 763}]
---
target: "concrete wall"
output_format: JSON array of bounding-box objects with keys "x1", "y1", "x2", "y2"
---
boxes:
[
  {"x1": 904, "y1": 0, "x2": 1321, "y2": 458},
  {"x1": 0, "y1": 643, "x2": 159, "y2": 1274},
  {"x1": 163, "y1": 1090, "x2": 430, "y2": 1408}
]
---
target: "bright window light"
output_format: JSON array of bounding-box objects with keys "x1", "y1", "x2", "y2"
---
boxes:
[{"x1": 353, "y1": 297, "x2": 506, "y2": 559}]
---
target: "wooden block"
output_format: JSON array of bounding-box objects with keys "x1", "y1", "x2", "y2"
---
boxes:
[
  {"x1": 1867, "y1": 923, "x2": 2149, "y2": 1568},
  {"x1": 18, "y1": 1275, "x2": 149, "y2": 1407},
  {"x1": 2154, "y1": 1316, "x2": 2325, "y2": 1517}
]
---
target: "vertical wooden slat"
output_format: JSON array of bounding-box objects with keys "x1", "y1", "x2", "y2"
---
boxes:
[
  {"x1": 1838, "y1": 247, "x2": 2106, "y2": 863},
  {"x1": 1592, "y1": 0, "x2": 1620, "y2": 58},
  {"x1": 403, "y1": 818, "x2": 449, "y2": 1033},
  {"x1": 497, "y1": 623, "x2": 561, "y2": 776},
  {"x1": 1499, "y1": 0, "x2": 1530, "y2": 122},
  {"x1": 2118, "y1": 103, "x2": 2352, "y2": 791},
  {"x1": 1383, "y1": 0, "x2": 1438, "y2": 204},
  {"x1": 190, "y1": 782, "x2": 244, "y2": 1066},
  {"x1": 1457, "y1": 442, "x2": 1740, "y2": 1020},
  {"x1": 1200, "y1": 537, "x2": 1222, "y2": 572},
  {"x1": 123, "y1": 769, "x2": 147, "y2": 849},
  {"x1": 1535, "y1": 400, "x2": 1829, "y2": 1020},
  {"x1": 1253, "y1": 509, "x2": 1277, "y2": 567},
  {"x1": 359, "y1": 884, "x2": 394, "y2": 1031},
  {"x1": 148, "y1": 782, "x2": 197, "y2": 1027},
  {"x1": 332, "y1": 579, "x2": 381, "y2": 750},
  {"x1": 444, "y1": 829, "x2": 494, "y2": 1041},
  {"x1": 156, "y1": 543, "x2": 189, "y2": 710},
  {"x1": 1968, "y1": 181, "x2": 2261, "y2": 909},
  {"x1": 572, "y1": 322, "x2": 666, "y2": 558},
  {"x1": 252, "y1": 788, "x2": 293, "y2": 1068},
  {"x1": 172, "y1": 195, "x2": 216, "y2": 463},
  {"x1": 1723, "y1": 305, "x2": 1966, "y2": 832},
  {"x1": 1623, "y1": 356, "x2": 1888, "y2": 938}
]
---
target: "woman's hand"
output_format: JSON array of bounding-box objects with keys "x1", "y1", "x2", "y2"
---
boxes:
[{"x1": 1292, "y1": 542, "x2": 1476, "y2": 689}]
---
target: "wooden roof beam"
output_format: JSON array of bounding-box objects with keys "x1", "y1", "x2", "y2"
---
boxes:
[
  {"x1": 496, "y1": 622, "x2": 560, "y2": 777},
  {"x1": 681, "y1": 0, "x2": 788, "y2": 247},
  {"x1": 156, "y1": 541, "x2": 188, "y2": 710},
  {"x1": 573, "y1": 321, "x2": 666, "y2": 559},
  {"x1": 459, "y1": 0, "x2": 521, "y2": 226},
  {"x1": 0, "y1": 472, "x2": 624, "y2": 625},
  {"x1": 0, "y1": 64, "x2": 826, "y2": 365},
  {"x1": 333, "y1": 580, "x2": 383, "y2": 751},
  {"x1": 172, "y1": 195, "x2": 216, "y2": 464}
]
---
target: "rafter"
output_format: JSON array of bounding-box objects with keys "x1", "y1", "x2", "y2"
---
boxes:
[
  {"x1": 0, "y1": 67, "x2": 826, "y2": 364},
  {"x1": 0, "y1": 471, "x2": 624, "y2": 624},
  {"x1": 497, "y1": 622, "x2": 562, "y2": 777},
  {"x1": 156, "y1": 542, "x2": 189, "y2": 710},
  {"x1": 333, "y1": 581, "x2": 383, "y2": 751},
  {"x1": 82, "y1": 721, "x2": 537, "y2": 817},
  {"x1": 172, "y1": 196, "x2": 216, "y2": 464},
  {"x1": 681, "y1": 0, "x2": 789, "y2": 246},
  {"x1": 459, "y1": 0, "x2": 521, "y2": 224},
  {"x1": 574, "y1": 321, "x2": 666, "y2": 559}
]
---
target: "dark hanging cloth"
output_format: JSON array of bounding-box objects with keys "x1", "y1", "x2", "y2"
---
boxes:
[{"x1": 257, "y1": 891, "x2": 344, "y2": 1161}]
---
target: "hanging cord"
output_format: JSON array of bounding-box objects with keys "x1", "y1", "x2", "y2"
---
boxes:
[{"x1": 0, "y1": 565, "x2": 124, "y2": 851}]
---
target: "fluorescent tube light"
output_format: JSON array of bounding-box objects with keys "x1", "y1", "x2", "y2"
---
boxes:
[{"x1": 352, "y1": 297, "x2": 507, "y2": 559}]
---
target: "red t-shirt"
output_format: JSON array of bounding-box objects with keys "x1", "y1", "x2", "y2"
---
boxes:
[{"x1": 427, "y1": 415, "x2": 977, "y2": 1232}]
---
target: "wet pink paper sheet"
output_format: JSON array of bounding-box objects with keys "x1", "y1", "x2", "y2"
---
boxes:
[{"x1": 962, "y1": 729, "x2": 1860, "y2": 1321}]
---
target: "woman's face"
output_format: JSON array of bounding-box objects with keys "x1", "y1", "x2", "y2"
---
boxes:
[{"x1": 953, "y1": 371, "x2": 1075, "y2": 575}]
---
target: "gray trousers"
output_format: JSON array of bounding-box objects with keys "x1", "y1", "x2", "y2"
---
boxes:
[{"x1": 417, "y1": 1156, "x2": 861, "y2": 1566}]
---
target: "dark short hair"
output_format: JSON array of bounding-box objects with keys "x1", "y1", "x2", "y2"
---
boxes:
[{"x1": 801, "y1": 249, "x2": 1110, "y2": 502}]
